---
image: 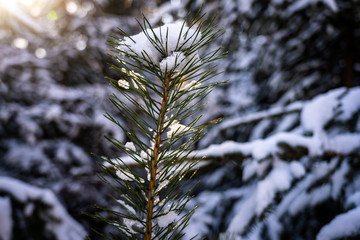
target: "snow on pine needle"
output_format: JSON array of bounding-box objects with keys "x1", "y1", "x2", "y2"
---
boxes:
[{"x1": 116, "y1": 21, "x2": 201, "y2": 67}]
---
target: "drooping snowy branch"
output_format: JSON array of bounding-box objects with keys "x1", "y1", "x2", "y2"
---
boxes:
[
  {"x1": 193, "y1": 132, "x2": 360, "y2": 162},
  {"x1": 200, "y1": 101, "x2": 303, "y2": 147},
  {"x1": 193, "y1": 87, "x2": 360, "y2": 162},
  {"x1": 316, "y1": 207, "x2": 360, "y2": 240},
  {"x1": 182, "y1": 84, "x2": 360, "y2": 239},
  {"x1": 0, "y1": 177, "x2": 86, "y2": 240}
]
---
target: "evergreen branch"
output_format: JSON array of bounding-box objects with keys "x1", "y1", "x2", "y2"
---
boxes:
[{"x1": 93, "y1": 12, "x2": 226, "y2": 239}]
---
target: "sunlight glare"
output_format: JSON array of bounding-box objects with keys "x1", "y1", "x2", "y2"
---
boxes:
[
  {"x1": 20, "y1": 0, "x2": 35, "y2": 6},
  {"x1": 0, "y1": 0, "x2": 34, "y2": 10},
  {"x1": 0, "y1": 0, "x2": 17, "y2": 11},
  {"x1": 0, "y1": 0, "x2": 48, "y2": 18}
]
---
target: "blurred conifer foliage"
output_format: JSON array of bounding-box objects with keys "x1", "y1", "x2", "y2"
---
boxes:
[
  {"x1": 153, "y1": 1, "x2": 360, "y2": 239},
  {"x1": 0, "y1": 0, "x2": 161, "y2": 239},
  {"x1": 1, "y1": 0, "x2": 360, "y2": 239}
]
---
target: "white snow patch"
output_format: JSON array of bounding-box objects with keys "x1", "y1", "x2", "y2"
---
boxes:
[
  {"x1": 116, "y1": 199, "x2": 136, "y2": 215},
  {"x1": 285, "y1": 159, "x2": 337, "y2": 216},
  {"x1": 160, "y1": 51, "x2": 186, "y2": 73},
  {"x1": 313, "y1": 158, "x2": 338, "y2": 179},
  {"x1": 123, "y1": 218, "x2": 139, "y2": 234},
  {"x1": 195, "y1": 132, "x2": 324, "y2": 161},
  {"x1": 283, "y1": 177, "x2": 313, "y2": 216},
  {"x1": 194, "y1": 140, "x2": 254, "y2": 159},
  {"x1": 204, "y1": 166, "x2": 228, "y2": 186},
  {"x1": 301, "y1": 88, "x2": 345, "y2": 136},
  {"x1": 0, "y1": 177, "x2": 86, "y2": 240},
  {"x1": 0, "y1": 197, "x2": 12, "y2": 240},
  {"x1": 337, "y1": 87, "x2": 360, "y2": 121},
  {"x1": 119, "y1": 21, "x2": 200, "y2": 65},
  {"x1": 242, "y1": 160, "x2": 258, "y2": 182},
  {"x1": 256, "y1": 159, "x2": 271, "y2": 177},
  {"x1": 117, "y1": 79, "x2": 130, "y2": 89},
  {"x1": 237, "y1": 0, "x2": 254, "y2": 13},
  {"x1": 184, "y1": 191, "x2": 223, "y2": 239},
  {"x1": 5, "y1": 144, "x2": 50, "y2": 171},
  {"x1": 167, "y1": 120, "x2": 192, "y2": 138},
  {"x1": 181, "y1": 80, "x2": 201, "y2": 91},
  {"x1": 157, "y1": 211, "x2": 179, "y2": 227},
  {"x1": 317, "y1": 207, "x2": 360, "y2": 240},
  {"x1": 235, "y1": 51, "x2": 256, "y2": 70},
  {"x1": 325, "y1": 134, "x2": 360, "y2": 154},
  {"x1": 249, "y1": 119, "x2": 272, "y2": 140},
  {"x1": 290, "y1": 161, "x2": 306, "y2": 178},
  {"x1": 309, "y1": 184, "x2": 331, "y2": 206},
  {"x1": 45, "y1": 105, "x2": 62, "y2": 120},
  {"x1": 286, "y1": 0, "x2": 338, "y2": 16},
  {"x1": 125, "y1": 142, "x2": 136, "y2": 151},
  {"x1": 346, "y1": 191, "x2": 360, "y2": 208},
  {"x1": 287, "y1": 184, "x2": 331, "y2": 216},
  {"x1": 115, "y1": 169, "x2": 135, "y2": 182},
  {"x1": 330, "y1": 160, "x2": 349, "y2": 199},
  {"x1": 288, "y1": 193, "x2": 310, "y2": 216},
  {"x1": 228, "y1": 195, "x2": 256, "y2": 233},
  {"x1": 266, "y1": 215, "x2": 283, "y2": 240},
  {"x1": 273, "y1": 113, "x2": 298, "y2": 133},
  {"x1": 256, "y1": 161, "x2": 293, "y2": 215},
  {"x1": 200, "y1": 101, "x2": 303, "y2": 147}
]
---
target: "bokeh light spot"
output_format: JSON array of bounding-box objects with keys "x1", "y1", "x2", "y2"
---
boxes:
[
  {"x1": 76, "y1": 39, "x2": 87, "y2": 51},
  {"x1": 30, "y1": 5, "x2": 41, "y2": 17},
  {"x1": 82, "y1": 1, "x2": 94, "y2": 12},
  {"x1": 47, "y1": 10, "x2": 59, "y2": 21},
  {"x1": 13, "y1": 37, "x2": 28, "y2": 49},
  {"x1": 66, "y1": 1, "x2": 78, "y2": 15},
  {"x1": 35, "y1": 48, "x2": 47, "y2": 58}
]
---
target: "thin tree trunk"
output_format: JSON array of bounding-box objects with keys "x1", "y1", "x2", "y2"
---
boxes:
[
  {"x1": 145, "y1": 74, "x2": 171, "y2": 240},
  {"x1": 344, "y1": 25, "x2": 354, "y2": 88}
]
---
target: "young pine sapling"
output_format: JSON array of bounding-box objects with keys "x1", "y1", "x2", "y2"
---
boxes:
[{"x1": 93, "y1": 13, "x2": 225, "y2": 239}]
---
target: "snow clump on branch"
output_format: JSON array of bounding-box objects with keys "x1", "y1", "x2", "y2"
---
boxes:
[{"x1": 117, "y1": 21, "x2": 201, "y2": 73}]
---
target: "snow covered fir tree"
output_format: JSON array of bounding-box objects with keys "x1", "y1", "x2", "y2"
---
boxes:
[{"x1": 0, "y1": 0, "x2": 360, "y2": 240}]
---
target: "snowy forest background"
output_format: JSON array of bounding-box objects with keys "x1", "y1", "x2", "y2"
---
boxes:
[{"x1": 1, "y1": 0, "x2": 360, "y2": 239}]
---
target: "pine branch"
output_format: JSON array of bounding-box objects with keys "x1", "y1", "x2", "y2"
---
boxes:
[{"x1": 91, "y1": 12, "x2": 225, "y2": 239}]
